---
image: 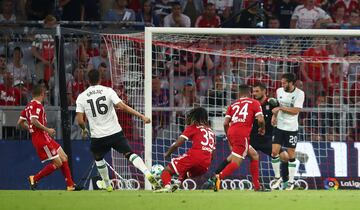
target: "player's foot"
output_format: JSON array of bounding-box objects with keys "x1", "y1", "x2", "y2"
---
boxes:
[
  {"x1": 212, "y1": 174, "x2": 220, "y2": 192},
  {"x1": 254, "y1": 185, "x2": 271, "y2": 192},
  {"x1": 28, "y1": 175, "x2": 37, "y2": 190},
  {"x1": 67, "y1": 185, "x2": 83, "y2": 191},
  {"x1": 170, "y1": 183, "x2": 180, "y2": 192},
  {"x1": 282, "y1": 181, "x2": 288, "y2": 190},
  {"x1": 96, "y1": 180, "x2": 106, "y2": 190},
  {"x1": 285, "y1": 182, "x2": 295, "y2": 191},
  {"x1": 147, "y1": 174, "x2": 161, "y2": 190},
  {"x1": 154, "y1": 185, "x2": 171, "y2": 193},
  {"x1": 270, "y1": 177, "x2": 282, "y2": 190}
]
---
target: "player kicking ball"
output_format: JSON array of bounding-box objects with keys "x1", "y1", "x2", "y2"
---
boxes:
[
  {"x1": 155, "y1": 107, "x2": 216, "y2": 193},
  {"x1": 76, "y1": 69, "x2": 160, "y2": 191},
  {"x1": 212, "y1": 84, "x2": 265, "y2": 192}
]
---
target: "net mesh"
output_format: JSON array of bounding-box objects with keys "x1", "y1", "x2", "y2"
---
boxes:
[{"x1": 104, "y1": 31, "x2": 360, "y2": 189}]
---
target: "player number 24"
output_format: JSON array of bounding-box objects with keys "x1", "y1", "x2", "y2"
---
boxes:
[
  {"x1": 86, "y1": 96, "x2": 109, "y2": 117},
  {"x1": 232, "y1": 103, "x2": 249, "y2": 122}
]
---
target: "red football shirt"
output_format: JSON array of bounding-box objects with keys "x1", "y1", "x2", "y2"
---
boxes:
[
  {"x1": 0, "y1": 85, "x2": 20, "y2": 105},
  {"x1": 20, "y1": 100, "x2": 48, "y2": 138},
  {"x1": 225, "y1": 97, "x2": 263, "y2": 137},
  {"x1": 180, "y1": 124, "x2": 216, "y2": 158}
]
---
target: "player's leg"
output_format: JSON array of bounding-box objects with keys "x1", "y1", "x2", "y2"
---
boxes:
[
  {"x1": 279, "y1": 149, "x2": 289, "y2": 188},
  {"x1": 112, "y1": 131, "x2": 160, "y2": 189},
  {"x1": 283, "y1": 130, "x2": 298, "y2": 190},
  {"x1": 29, "y1": 141, "x2": 62, "y2": 190},
  {"x1": 57, "y1": 147, "x2": 81, "y2": 190},
  {"x1": 91, "y1": 139, "x2": 113, "y2": 192},
  {"x1": 247, "y1": 146, "x2": 261, "y2": 190},
  {"x1": 214, "y1": 154, "x2": 231, "y2": 174},
  {"x1": 271, "y1": 128, "x2": 283, "y2": 189}
]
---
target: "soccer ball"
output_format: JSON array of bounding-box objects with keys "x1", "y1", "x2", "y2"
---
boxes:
[{"x1": 150, "y1": 164, "x2": 164, "y2": 178}]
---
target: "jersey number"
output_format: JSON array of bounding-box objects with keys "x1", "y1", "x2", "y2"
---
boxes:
[
  {"x1": 200, "y1": 128, "x2": 215, "y2": 149},
  {"x1": 232, "y1": 103, "x2": 249, "y2": 122},
  {"x1": 87, "y1": 96, "x2": 109, "y2": 117}
]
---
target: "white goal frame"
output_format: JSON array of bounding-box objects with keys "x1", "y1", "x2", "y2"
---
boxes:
[{"x1": 144, "y1": 27, "x2": 359, "y2": 190}]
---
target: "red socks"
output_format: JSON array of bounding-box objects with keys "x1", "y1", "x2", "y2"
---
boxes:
[
  {"x1": 250, "y1": 160, "x2": 260, "y2": 190},
  {"x1": 220, "y1": 162, "x2": 239, "y2": 179},
  {"x1": 34, "y1": 163, "x2": 57, "y2": 182},
  {"x1": 60, "y1": 161, "x2": 75, "y2": 187},
  {"x1": 161, "y1": 170, "x2": 172, "y2": 186}
]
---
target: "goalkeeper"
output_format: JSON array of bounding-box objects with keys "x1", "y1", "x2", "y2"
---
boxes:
[{"x1": 250, "y1": 82, "x2": 289, "y2": 189}]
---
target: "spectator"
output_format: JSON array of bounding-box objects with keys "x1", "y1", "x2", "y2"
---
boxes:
[
  {"x1": 88, "y1": 42, "x2": 110, "y2": 79},
  {"x1": 195, "y1": 3, "x2": 220, "y2": 28},
  {"x1": 60, "y1": 0, "x2": 84, "y2": 21},
  {"x1": 349, "y1": 72, "x2": 360, "y2": 104},
  {"x1": 257, "y1": 17, "x2": 282, "y2": 49},
  {"x1": 104, "y1": 0, "x2": 136, "y2": 21},
  {"x1": 332, "y1": 6, "x2": 346, "y2": 24},
  {"x1": 233, "y1": 0, "x2": 263, "y2": 28},
  {"x1": 290, "y1": 0, "x2": 331, "y2": 29},
  {"x1": 246, "y1": 59, "x2": 273, "y2": 90},
  {"x1": 128, "y1": 0, "x2": 141, "y2": 13},
  {"x1": 194, "y1": 42, "x2": 215, "y2": 77},
  {"x1": 82, "y1": 0, "x2": 101, "y2": 21},
  {"x1": 273, "y1": 0, "x2": 298, "y2": 28},
  {"x1": 135, "y1": 0, "x2": 160, "y2": 27},
  {"x1": 31, "y1": 15, "x2": 57, "y2": 83},
  {"x1": 206, "y1": 74, "x2": 227, "y2": 116},
  {"x1": 152, "y1": 0, "x2": 176, "y2": 17},
  {"x1": 331, "y1": 0, "x2": 359, "y2": 22},
  {"x1": 207, "y1": 0, "x2": 233, "y2": 15},
  {"x1": 182, "y1": 0, "x2": 204, "y2": 26},
  {"x1": 7, "y1": 47, "x2": 32, "y2": 87},
  {"x1": 300, "y1": 40, "x2": 329, "y2": 106},
  {"x1": 99, "y1": 62, "x2": 112, "y2": 87},
  {"x1": 342, "y1": 10, "x2": 360, "y2": 28},
  {"x1": 152, "y1": 76, "x2": 170, "y2": 139},
  {"x1": 219, "y1": 6, "x2": 235, "y2": 27},
  {"x1": 323, "y1": 62, "x2": 348, "y2": 97},
  {"x1": 0, "y1": 0, "x2": 16, "y2": 22},
  {"x1": 174, "y1": 78, "x2": 199, "y2": 131},
  {"x1": 77, "y1": 36, "x2": 99, "y2": 61},
  {"x1": 0, "y1": 72, "x2": 21, "y2": 106},
  {"x1": 0, "y1": 54, "x2": 7, "y2": 84},
  {"x1": 163, "y1": 2, "x2": 191, "y2": 27},
  {"x1": 25, "y1": 0, "x2": 54, "y2": 20}
]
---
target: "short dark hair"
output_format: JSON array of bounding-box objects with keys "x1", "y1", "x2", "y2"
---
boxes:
[
  {"x1": 281, "y1": 73, "x2": 296, "y2": 84},
  {"x1": 238, "y1": 84, "x2": 250, "y2": 96},
  {"x1": 253, "y1": 82, "x2": 266, "y2": 91},
  {"x1": 172, "y1": 1, "x2": 181, "y2": 7},
  {"x1": 185, "y1": 107, "x2": 209, "y2": 126},
  {"x1": 32, "y1": 84, "x2": 45, "y2": 97},
  {"x1": 88, "y1": 69, "x2": 100, "y2": 85},
  {"x1": 99, "y1": 62, "x2": 107, "y2": 68}
]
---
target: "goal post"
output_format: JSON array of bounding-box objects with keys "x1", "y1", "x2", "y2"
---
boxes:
[{"x1": 104, "y1": 27, "x2": 360, "y2": 190}]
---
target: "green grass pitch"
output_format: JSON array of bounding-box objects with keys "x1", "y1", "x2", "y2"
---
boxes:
[{"x1": 1, "y1": 190, "x2": 359, "y2": 210}]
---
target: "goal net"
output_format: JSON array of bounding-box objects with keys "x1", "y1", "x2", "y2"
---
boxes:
[{"x1": 104, "y1": 28, "x2": 360, "y2": 190}]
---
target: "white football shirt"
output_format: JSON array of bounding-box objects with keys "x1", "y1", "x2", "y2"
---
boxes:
[
  {"x1": 76, "y1": 85, "x2": 122, "y2": 138},
  {"x1": 276, "y1": 87, "x2": 305, "y2": 131},
  {"x1": 291, "y1": 5, "x2": 330, "y2": 29}
]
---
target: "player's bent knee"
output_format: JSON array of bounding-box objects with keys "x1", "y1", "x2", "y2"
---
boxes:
[{"x1": 52, "y1": 158, "x2": 63, "y2": 168}]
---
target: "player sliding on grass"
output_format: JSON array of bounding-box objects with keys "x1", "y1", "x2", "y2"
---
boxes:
[
  {"x1": 18, "y1": 85, "x2": 81, "y2": 191},
  {"x1": 213, "y1": 84, "x2": 265, "y2": 191},
  {"x1": 75, "y1": 69, "x2": 160, "y2": 192},
  {"x1": 155, "y1": 107, "x2": 216, "y2": 193}
]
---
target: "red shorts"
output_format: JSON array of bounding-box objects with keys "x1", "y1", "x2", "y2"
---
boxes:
[
  {"x1": 32, "y1": 134, "x2": 60, "y2": 163},
  {"x1": 227, "y1": 133, "x2": 249, "y2": 159},
  {"x1": 169, "y1": 152, "x2": 210, "y2": 181}
]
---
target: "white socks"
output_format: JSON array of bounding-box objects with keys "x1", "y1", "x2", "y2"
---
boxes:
[
  {"x1": 129, "y1": 153, "x2": 151, "y2": 177},
  {"x1": 95, "y1": 159, "x2": 111, "y2": 187},
  {"x1": 271, "y1": 156, "x2": 281, "y2": 178}
]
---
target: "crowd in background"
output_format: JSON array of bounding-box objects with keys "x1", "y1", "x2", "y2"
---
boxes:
[{"x1": 0, "y1": 0, "x2": 359, "y2": 141}]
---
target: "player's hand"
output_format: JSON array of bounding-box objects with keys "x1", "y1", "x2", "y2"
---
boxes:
[
  {"x1": 81, "y1": 128, "x2": 89, "y2": 140},
  {"x1": 142, "y1": 116, "x2": 151, "y2": 124},
  {"x1": 258, "y1": 127, "x2": 265, "y2": 135},
  {"x1": 47, "y1": 128, "x2": 56, "y2": 137},
  {"x1": 164, "y1": 151, "x2": 171, "y2": 158},
  {"x1": 271, "y1": 115, "x2": 277, "y2": 127}
]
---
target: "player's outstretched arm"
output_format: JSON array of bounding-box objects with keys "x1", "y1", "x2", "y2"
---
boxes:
[
  {"x1": 115, "y1": 101, "x2": 151, "y2": 123},
  {"x1": 164, "y1": 136, "x2": 186, "y2": 158},
  {"x1": 17, "y1": 118, "x2": 29, "y2": 130},
  {"x1": 30, "y1": 117, "x2": 55, "y2": 137}
]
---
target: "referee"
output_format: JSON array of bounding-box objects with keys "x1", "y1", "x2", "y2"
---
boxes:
[{"x1": 250, "y1": 82, "x2": 289, "y2": 189}]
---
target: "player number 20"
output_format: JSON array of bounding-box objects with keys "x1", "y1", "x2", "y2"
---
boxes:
[
  {"x1": 200, "y1": 128, "x2": 215, "y2": 149},
  {"x1": 289, "y1": 135, "x2": 298, "y2": 144}
]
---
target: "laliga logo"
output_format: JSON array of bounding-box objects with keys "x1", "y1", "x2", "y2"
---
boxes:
[{"x1": 324, "y1": 178, "x2": 339, "y2": 190}]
